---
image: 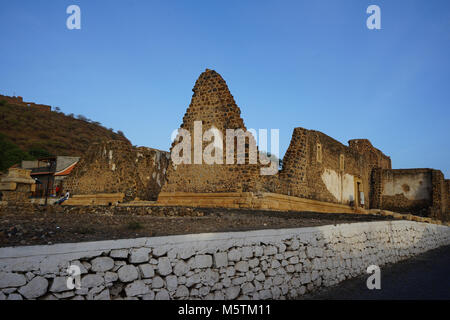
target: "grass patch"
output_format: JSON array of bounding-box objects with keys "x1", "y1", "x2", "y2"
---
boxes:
[{"x1": 127, "y1": 221, "x2": 144, "y2": 230}]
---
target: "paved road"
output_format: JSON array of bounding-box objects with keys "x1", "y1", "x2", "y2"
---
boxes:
[{"x1": 304, "y1": 245, "x2": 450, "y2": 300}]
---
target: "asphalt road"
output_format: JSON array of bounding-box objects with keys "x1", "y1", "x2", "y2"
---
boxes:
[{"x1": 304, "y1": 245, "x2": 450, "y2": 300}]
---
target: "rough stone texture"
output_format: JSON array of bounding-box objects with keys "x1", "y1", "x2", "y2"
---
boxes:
[
  {"x1": 125, "y1": 280, "x2": 149, "y2": 297},
  {"x1": 154, "y1": 70, "x2": 448, "y2": 222},
  {"x1": 49, "y1": 277, "x2": 71, "y2": 293},
  {"x1": 64, "y1": 140, "x2": 169, "y2": 201},
  {"x1": 0, "y1": 221, "x2": 448, "y2": 300},
  {"x1": 129, "y1": 248, "x2": 151, "y2": 264},
  {"x1": 265, "y1": 130, "x2": 391, "y2": 210},
  {"x1": 110, "y1": 249, "x2": 128, "y2": 259},
  {"x1": 138, "y1": 264, "x2": 155, "y2": 278},
  {"x1": 81, "y1": 274, "x2": 104, "y2": 288},
  {"x1": 91, "y1": 257, "x2": 114, "y2": 272},
  {"x1": 157, "y1": 257, "x2": 172, "y2": 276},
  {"x1": 194, "y1": 255, "x2": 213, "y2": 269},
  {"x1": 117, "y1": 265, "x2": 139, "y2": 283},
  {"x1": 213, "y1": 252, "x2": 228, "y2": 268},
  {"x1": 372, "y1": 168, "x2": 449, "y2": 222},
  {"x1": 18, "y1": 276, "x2": 48, "y2": 299},
  {"x1": 161, "y1": 69, "x2": 263, "y2": 194},
  {"x1": 0, "y1": 272, "x2": 27, "y2": 288}
]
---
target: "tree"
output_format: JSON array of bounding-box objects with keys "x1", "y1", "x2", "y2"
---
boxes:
[
  {"x1": 117, "y1": 130, "x2": 125, "y2": 137},
  {"x1": 27, "y1": 145, "x2": 52, "y2": 159},
  {"x1": 0, "y1": 134, "x2": 34, "y2": 172},
  {"x1": 76, "y1": 114, "x2": 88, "y2": 121}
]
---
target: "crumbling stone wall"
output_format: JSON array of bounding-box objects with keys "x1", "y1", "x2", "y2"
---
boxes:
[
  {"x1": 371, "y1": 168, "x2": 448, "y2": 221},
  {"x1": 431, "y1": 170, "x2": 448, "y2": 222},
  {"x1": 159, "y1": 69, "x2": 447, "y2": 221},
  {"x1": 446, "y1": 180, "x2": 450, "y2": 216},
  {"x1": 268, "y1": 128, "x2": 391, "y2": 208},
  {"x1": 64, "y1": 141, "x2": 169, "y2": 201},
  {"x1": 161, "y1": 69, "x2": 263, "y2": 193},
  {"x1": 0, "y1": 94, "x2": 51, "y2": 112},
  {"x1": 1, "y1": 184, "x2": 32, "y2": 203},
  {"x1": 0, "y1": 168, "x2": 36, "y2": 204}
]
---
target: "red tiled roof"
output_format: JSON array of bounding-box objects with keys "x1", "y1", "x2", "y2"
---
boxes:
[{"x1": 54, "y1": 161, "x2": 78, "y2": 176}]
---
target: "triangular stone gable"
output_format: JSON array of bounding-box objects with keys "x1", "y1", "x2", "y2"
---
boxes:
[{"x1": 161, "y1": 69, "x2": 262, "y2": 193}]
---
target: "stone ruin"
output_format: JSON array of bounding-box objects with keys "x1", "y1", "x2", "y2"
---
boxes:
[
  {"x1": 63, "y1": 140, "x2": 169, "y2": 204},
  {"x1": 157, "y1": 69, "x2": 449, "y2": 221},
  {"x1": 0, "y1": 168, "x2": 36, "y2": 204},
  {"x1": 6, "y1": 69, "x2": 446, "y2": 221},
  {"x1": 0, "y1": 94, "x2": 51, "y2": 112},
  {"x1": 161, "y1": 69, "x2": 263, "y2": 194}
]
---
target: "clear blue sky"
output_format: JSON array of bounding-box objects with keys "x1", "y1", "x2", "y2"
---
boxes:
[{"x1": 1, "y1": 1, "x2": 449, "y2": 177}]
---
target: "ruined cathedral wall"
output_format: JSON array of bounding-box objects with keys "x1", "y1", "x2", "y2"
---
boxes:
[
  {"x1": 445, "y1": 179, "x2": 450, "y2": 216},
  {"x1": 64, "y1": 141, "x2": 169, "y2": 201},
  {"x1": 370, "y1": 168, "x2": 449, "y2": 221},
  {"x1": 276, "y1": 128, "x2": 391, "y2": 208},
  {"x1": 161, "y1": 69, "x2": 263, "y2": 194}
]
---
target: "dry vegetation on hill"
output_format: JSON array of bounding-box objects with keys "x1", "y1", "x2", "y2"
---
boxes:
[{"x1": 0, "y1": 99, "x2": 130, "y2": 170}]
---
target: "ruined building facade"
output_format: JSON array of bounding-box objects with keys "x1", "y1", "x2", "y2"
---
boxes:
[
  {"x1": 64, "y1": 140, "x2": 169, "y2": 202},
  {"x1": 161, "y1": 69, "x2": 263, "y2": 194},
  {"x1": 157, "y1": 69, "x2": 449, "y2": 221},
  {"x1": 0, "y1": 94, "x2": 51, "y2": 111},
  {"x1": 23, "y1": 69, "x2": 446, "y2": 221}
]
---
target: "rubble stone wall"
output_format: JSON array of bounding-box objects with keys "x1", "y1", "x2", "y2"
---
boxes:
[
  {"x1": 161, "y1": 69, "x2": 265, "y2": 194},
  {"x1": 372, "y1": 168, "x2": 448, "y2": 221},
  {"x1": 446, "y1": 180, "x2": 450, "y2": 215},
  {"x1": 0, "y1": 94, "x2": 51, "y2": 112},
  {"x1": 0, "y1": 221, "x2": 448, "y2": 300},
  {"x1": 64, "y1": 141, "x2": 169, "y2": 201},
  {"x1": 269, "y1": 129, "x2": 391, "y2": 208},
  {"x1": 160, "y1": 69, "x2": 392, "y2": 208}
]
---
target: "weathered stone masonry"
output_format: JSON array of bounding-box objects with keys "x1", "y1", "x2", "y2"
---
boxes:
[
  {"x1": 0, "y1": 221, "x2": 448, "y2": 300},
  {"x1": 64, "y1": 140, "x2": 169, "y2": 201},
  {"x1": 157, "y1": 69, "x2": 448, "y2": 221},
  {"x1": 268, "y1": 129, "x2": 391, "y2": 209},
  {"x1": 371, "y1": 168, "x2": 448, "y2": 222},
  {"x1": 161, "y1": 69, "x2": 263, "y2": 194}
]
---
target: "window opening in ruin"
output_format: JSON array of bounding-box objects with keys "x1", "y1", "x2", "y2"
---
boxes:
[{"x1": 316, "y1": 143, "x2": 322, "y2": 163}]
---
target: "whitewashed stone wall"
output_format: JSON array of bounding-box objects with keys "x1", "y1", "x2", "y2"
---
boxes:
[{"x1": 0, "y1": 221, "x2": 449, "y2": 300}]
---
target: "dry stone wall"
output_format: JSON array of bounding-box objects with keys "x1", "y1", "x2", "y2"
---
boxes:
[{"x1": 0, "y1": 221, "x2": 448, "y2": 300}]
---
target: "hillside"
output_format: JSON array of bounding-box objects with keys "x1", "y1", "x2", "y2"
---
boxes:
[{"x1": 0, "y1": 96, "x2": 131, "y2": 171}]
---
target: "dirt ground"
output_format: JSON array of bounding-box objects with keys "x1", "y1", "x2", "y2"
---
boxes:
[{"x1": 0, "y1": 205, "x2": 393, "y2": 247}]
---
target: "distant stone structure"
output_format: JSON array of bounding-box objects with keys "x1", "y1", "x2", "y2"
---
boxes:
[
  {"x1": 371, "y1": 168, "x2": 449, "y2": 221},
  {"x1": 64, "y1": 140, "x2": 169, "y2": 202},
  {"x1": 0, "y1": 168, "x2": 36, "y2": 203},
  {"x1": 0, "y1": 94, "x2": 51, "y2": 111},
  {"x1": 157, "y1": 69, "x2": 449, "y2": 221}
]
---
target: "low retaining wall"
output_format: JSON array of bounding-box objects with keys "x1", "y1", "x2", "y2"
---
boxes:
[
  {"x1": 157, "y1": 191, "x2": 362, "y2": 214},
  {"x1": 0, "y1": 221, "x2": 449, "y2": 300}
]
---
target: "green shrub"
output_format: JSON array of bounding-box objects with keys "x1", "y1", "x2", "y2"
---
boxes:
[{"x1": 0, "y1": 134, "x2": 34, "y2": 172}]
